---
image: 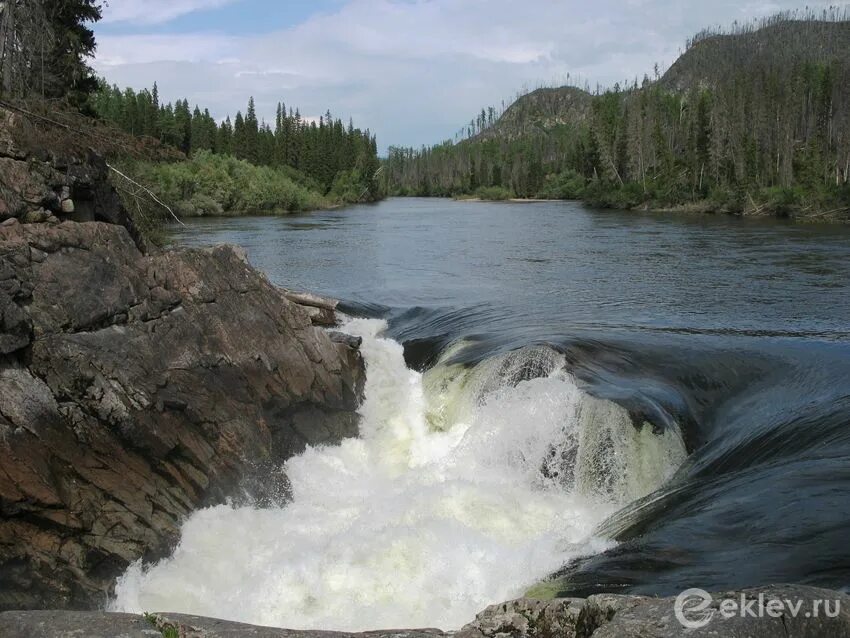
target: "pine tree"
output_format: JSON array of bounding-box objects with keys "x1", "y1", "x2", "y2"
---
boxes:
[
  {"x1": 244, "y1": 97, "x2": 259, "y2": 163},
  {"x1": 91, "y1": 80, "x2": 384, "y2": 200},
  {"x1": 173, "y1": 99, "x2": 192, "y2": 154},
  {"x1": 217, "y1": 116, "x2": 233, "y2": 155},
  {"x1": 233, "y1": 111, "x2": 246, "y2": 160}
]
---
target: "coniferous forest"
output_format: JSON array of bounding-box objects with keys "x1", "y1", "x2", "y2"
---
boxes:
[
  {"x1": 92, "y1": 86, "x2": 383, "y2": 213},
  {"x1": 0, "y1": 1, "x2": 382, "y2": 225},
  {"x1": 383, "y1": 10, "x2": 850, "y2": 220},
  {"x1": 3, "y1": 4, "x2": 849, "y2": 223}
]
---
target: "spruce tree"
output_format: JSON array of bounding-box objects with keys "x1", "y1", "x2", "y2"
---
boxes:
[
  {"x1": 174, "y1": 99, "x2": 192, "y2": 154},
  {"x1": 217, "y1": 116, "x2": 233, "y2": 155},
  {"x1": 233, "y1": 111, "x2": 246, "y2": 160},
  {"x1": 244, "y1": 97, "x2": 259, "y2": 163}
]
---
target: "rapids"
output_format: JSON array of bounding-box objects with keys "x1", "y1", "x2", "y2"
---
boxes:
[
  {"x1": 112, "y1": 318, "x2": 684, "y2": 629},
  {"x1": 114, "y1": 198, "x2": 850, "y2": 627}
]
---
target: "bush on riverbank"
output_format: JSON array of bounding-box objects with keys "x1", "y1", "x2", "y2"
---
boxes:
[
  {"x1": 578, "y1": 179, "x2": 850, "y2": 220},
  {"x1": 128, "y1": 151, "x2": 330, "y2": 218},
  {"x1": 455, "y1": 186, "x2": 515, "y2": 201},
  {"x1": 536, "y1": 169, "x2": 587, "y2": 200},
  {"x1": 329, "y1": 167, "x2": 375, "y2": 202}
]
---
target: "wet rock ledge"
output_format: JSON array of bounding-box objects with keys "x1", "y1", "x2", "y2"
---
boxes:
[
  {"x1": 1, "y1": 586, "x2": 849, "y2": 637},
  {"x1": 0, "y1": 219, "x2": 365, "y2": 610}
]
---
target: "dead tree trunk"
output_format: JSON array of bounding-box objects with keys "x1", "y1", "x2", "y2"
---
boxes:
[{"x1": 0, "y1": 1, "x2": 17, "y2": 96}]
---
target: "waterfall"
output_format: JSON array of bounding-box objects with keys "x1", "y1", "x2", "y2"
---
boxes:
[{"x1": 112, "y1": 318, "x2": 685, "y2": 630}]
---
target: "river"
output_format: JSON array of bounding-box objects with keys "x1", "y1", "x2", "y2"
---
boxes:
[{"x1": 112, "y1": 198, "x2": 850, "y2": 630}]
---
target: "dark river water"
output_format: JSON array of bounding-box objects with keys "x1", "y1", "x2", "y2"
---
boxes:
[{"x1": 171, "y1": 197, "x2": 850, "y2": 599}]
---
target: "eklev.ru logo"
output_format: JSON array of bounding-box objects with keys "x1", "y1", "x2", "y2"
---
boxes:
[{"x1": 674, "y1": 588, "x2": 841, "y2": 629}]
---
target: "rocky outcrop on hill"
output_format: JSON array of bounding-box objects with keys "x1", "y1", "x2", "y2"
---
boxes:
[
  {"x1": 2, "y1": 586, "x2": 848, "y2": 637},
  {"x1": 474, "y1": 86, "x2": 592, "y2": 143},
  {"x1": 0, "y1": 220, "x2": 365, "y2": 610},
  {"x1": 660, "y1": 19, "x2": 850, "y2": 92},
  {"x1": 0, "y1": 106, "x2": 138, "y2": 240}
]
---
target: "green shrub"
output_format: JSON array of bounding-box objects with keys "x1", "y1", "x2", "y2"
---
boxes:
[
  {"x1": 134, "y1": 151, "x2": 330, "y2": 217},
  {"x1": 536, "y1": 170, "x2": 587, "y2": 199},
  {"x1": 762, "y1": 185, "x2": 804, "y2": 216},
  {"x1": 583, "y1": 180, "x2": 646, "y2": 209},
  {"x1": 705, "y1": 186, "x2": 744, "y2": 214},
  {"x1": 330, "y1": 168, "x2": 369, "y2": 203},
  {"x1": 473, "y1": 185, "x2": 514, "y2": 200}
]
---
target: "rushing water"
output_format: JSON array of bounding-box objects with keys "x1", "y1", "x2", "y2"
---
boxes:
[{"x1": 114, "y1": 198, "x2": 850, "y2": 629}]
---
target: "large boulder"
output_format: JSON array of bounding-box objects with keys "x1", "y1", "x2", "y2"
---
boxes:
[{"x1": 0, "y1": 221, "x2": 365, "y2": 610}]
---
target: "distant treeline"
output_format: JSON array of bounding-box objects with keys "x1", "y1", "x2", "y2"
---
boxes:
[
  {"x1": 384, "y1": 11, "x2": 850, "y2": 219},
  {"x1": 93, "y1": 83, "x2": 382, "y2": 201}
]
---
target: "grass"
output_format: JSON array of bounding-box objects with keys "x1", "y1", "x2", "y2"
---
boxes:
[
  {"x1": 5, "y1": 98, "x2": 182, "y2": 164},
  {"x1": 524, "y1": 579, "x2": 563, "y2": 600}
]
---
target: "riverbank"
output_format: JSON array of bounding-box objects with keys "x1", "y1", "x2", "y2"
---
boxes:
[
  {"x1": 0, "y1": 101, "x2": 383, "y2": 247},
  {"x1": 449, "y1": 193, "x2": 850, "y2": 222},
  {"x1": 120, "y1": 150, "x2": 378, "y2": 223},
  {"x1": 455, "y1": 196, "x2": 570, "y2": 204},
  {"x1": 646, "y1": 199, "x2": 850, "y2": 223}
]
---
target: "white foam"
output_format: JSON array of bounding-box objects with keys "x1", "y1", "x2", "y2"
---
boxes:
[{"x1": 111, "y1": 318, "x2": 683, "y2": 630}]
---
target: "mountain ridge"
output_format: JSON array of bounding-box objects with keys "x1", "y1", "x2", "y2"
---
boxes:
[{"x1": 385, "y1": 14, "x2": 850, "y2": 221}]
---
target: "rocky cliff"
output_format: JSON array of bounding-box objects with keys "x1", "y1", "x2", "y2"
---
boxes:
[{"x1": 0, "y1": 219, "x2": 365, "y2": 610}]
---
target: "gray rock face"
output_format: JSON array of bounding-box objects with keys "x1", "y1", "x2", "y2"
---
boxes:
[
  {"x1": 589, "y1": 585, "x2": 850, "y2": 638},
  {"x1": 0, "y1": 221, "x2": 365, "y2": 610},
  {"x1": 454, "y1": 598, "x2": 587, "y2": 638},
  {"x1": 454, "y1": 586, "x2": 850, "y2": 637},
  {"x1": 0, "y1": 611, "x2": 438, "y2": 638},
  {"x1": 0, "y1": 611, "x2": 162, "y2": 638},
  {"x1": 151, "y1": 613, "x2": 445, "y2": 638},
  {"x1": 283, "y1": 290, "x2": 339, "y2": 327},
  {"x1": 0, "y1": 611, "x2": 445, "y2": 638},
  {"x1": 1, "y1": 586, "x2": 848, "y2": 637}
]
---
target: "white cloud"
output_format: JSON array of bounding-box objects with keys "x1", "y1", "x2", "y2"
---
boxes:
[
  {"x1": 101, "y1": 0, "x2": 239, "y2": 26},
  {"x1": 96, "y1": 34, "x2": 239, "y2": 66},
  {"x1": 92, "y1": 0, "x2": 840, "y2": 151}
]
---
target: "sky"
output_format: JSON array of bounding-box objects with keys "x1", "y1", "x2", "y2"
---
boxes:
[{"x1": 92, "y1": 0, "x2": 837, "y2": 153}]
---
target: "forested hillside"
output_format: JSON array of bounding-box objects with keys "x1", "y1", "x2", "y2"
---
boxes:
[
  {"x1": 1, "y1": 1, "x2": 383, "y2": 231},
  {"x1": 93, "y1": 87, "x2": 382, "y2": 204},
  {"x1": 384, "y1": 10, "x2": 850, "y2": 220}
]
